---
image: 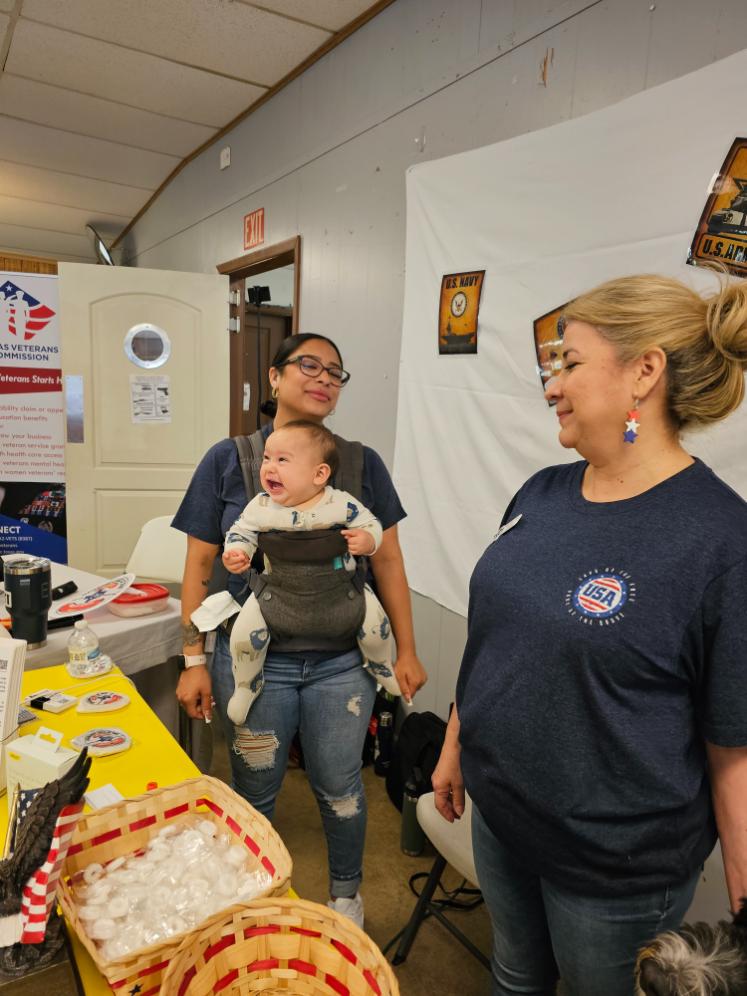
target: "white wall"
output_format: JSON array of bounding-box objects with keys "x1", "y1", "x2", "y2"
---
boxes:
[{"x1": 123, "y1": 0, "x2": 747, "y2": 717}]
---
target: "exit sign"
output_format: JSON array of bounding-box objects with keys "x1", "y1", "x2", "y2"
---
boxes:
[{"x1": 244, "y1": 208, "x2": 265, "y2": 250}]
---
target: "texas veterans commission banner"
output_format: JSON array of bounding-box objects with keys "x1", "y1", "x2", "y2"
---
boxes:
[
  {"x1": 393, "y1": 49, "x2": 747, "y2": 618},
  {"x1": 0, "y1": 273, "x2": 66, "y2": 561}
]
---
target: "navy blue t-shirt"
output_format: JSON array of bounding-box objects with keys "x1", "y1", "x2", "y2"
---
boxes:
[
  {"x1": 457, "y1": 458, "x2": 747, "y2": 897},
  {"x1": 172, "y1": 426, "x2": 405, "y2": 603}
]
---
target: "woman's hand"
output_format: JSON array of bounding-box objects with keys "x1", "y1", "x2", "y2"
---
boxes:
[
  {"x1": 432, "y1": 741, "x2": 465, "y2": 823},
  {"x1": 432, "y1": 707, "x2": 464, "y2": 822},
  {"x1": 394, "y1": 650, "x2": 428, "y2": 704},
  {"x1": 176, "y1": 665, "x2": 213, "y2": 721}
]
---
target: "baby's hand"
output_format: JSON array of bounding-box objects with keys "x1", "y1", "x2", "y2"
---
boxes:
[
  {"x1": 341, "y1": 528, "x2": 376, "y2": 556},
  {"x1": 222, "y1": 549, "x2": 251, "y2": 573}
]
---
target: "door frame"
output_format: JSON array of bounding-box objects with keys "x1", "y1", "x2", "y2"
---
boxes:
[{"x1": 217, "y1": 236, "x2": 300, "y2": 436}]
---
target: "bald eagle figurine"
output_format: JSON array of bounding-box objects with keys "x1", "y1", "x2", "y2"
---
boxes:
[{"x1": 0, "y1": 748, "x2": 91, "y2": 977}]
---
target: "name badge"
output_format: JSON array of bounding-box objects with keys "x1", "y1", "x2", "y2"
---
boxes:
[{"x1": 492, "y1": 513, "x2": 522, "y2": 541}]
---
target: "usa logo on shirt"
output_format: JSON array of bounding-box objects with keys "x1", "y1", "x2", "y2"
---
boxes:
[{"x1": 566, "y1": 569, "x2": 635, "y2": 625}]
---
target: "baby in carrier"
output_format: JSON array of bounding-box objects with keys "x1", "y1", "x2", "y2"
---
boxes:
[{"x1": 222, "y1": 420, "x2": 399, "y2": 725}]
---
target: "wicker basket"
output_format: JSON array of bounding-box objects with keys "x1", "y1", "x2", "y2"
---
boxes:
[
  {"x1": 161, "y1": 897, "x2": 400, "y2": 996},
  {"x1": 58, "y1": 776, "x2": 292, "y2": 994}
]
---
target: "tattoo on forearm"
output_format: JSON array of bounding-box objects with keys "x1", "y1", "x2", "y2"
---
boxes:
[
  {"x1": 181, "y1": 621, "x2": 201, "y2": 645},
  {"x1": 200, "y1": 577, "x2": 209, "y2": 587}
]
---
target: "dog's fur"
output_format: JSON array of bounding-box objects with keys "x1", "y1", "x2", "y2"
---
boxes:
[{"x1": 636, "y1": 899, "x2": 747, "y2": 996}]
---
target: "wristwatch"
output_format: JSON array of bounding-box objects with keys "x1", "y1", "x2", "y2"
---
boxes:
[{"x1": 181, "y1": 653, "x2": 207, "y2": 669}]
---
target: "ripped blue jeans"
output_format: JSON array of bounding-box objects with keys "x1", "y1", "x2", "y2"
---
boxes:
[{"x1": 211, "y1": 628, "x2": 376, "y2": 898}]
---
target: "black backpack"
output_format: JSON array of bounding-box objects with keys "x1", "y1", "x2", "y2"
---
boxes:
[{"x1": 385, "y1": 710, "x2": 447, "y2": 812}]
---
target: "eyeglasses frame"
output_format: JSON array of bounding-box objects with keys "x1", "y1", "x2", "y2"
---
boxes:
[{"x1": 277, "y1": 354, "x2": 351, "y2": 386}]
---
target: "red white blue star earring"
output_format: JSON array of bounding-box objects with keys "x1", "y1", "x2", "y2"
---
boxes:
[{"x1": 624, "y1": 397, "x2": 640, "y2": 444}]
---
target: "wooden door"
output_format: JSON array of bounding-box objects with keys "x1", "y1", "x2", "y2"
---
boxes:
[{"x1": 58, "y1": 263, "x2": 228, "y2": 574}]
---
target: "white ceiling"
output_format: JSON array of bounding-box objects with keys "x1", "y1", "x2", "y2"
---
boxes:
[{"x1": 0, "y1": 0, "x2": 387, "y2": 263}]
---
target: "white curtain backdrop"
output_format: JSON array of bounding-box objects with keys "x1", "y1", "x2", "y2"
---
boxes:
[{"x1": 393, "y1": 48, "x2": 747, "y2": 618}]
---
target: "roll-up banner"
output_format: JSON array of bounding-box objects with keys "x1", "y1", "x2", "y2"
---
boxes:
[{"x1": 0, "y1": 273, "x2": 67, "y2": 562}]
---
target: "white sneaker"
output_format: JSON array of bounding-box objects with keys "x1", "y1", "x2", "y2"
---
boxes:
[{"x1": 328, "y1": 892, "x2": 364, "y2": 930}]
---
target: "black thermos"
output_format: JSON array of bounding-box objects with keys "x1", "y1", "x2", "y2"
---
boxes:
[{"x1": 3, "y1": 557, "x2": 52, "y2": 648}]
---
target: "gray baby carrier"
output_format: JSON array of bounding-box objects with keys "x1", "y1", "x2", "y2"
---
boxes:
[{"x1": 233, "y1": 430, "x2": 368, "y2": 653}]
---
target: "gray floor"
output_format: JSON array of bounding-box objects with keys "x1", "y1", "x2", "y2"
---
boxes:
[{"x1": 209, "y1": 717, "x2": 494, "y2": 996}]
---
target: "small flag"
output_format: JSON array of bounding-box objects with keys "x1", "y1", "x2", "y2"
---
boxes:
[{"x1": 19, "y1": 802, "x2": 84, "y2": 944}]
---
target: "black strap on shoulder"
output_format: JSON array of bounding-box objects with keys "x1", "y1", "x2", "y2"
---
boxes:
[
  {"x1": 234, "y1": 429, "x2": 265, "y2": 500},
  {"x1": 332, "y1": 434, "x2": 364, "y2": 502}
]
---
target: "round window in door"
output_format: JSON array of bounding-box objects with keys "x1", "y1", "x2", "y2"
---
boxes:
[{"x1": 124, "y1": 324, "x2": 171, "y2": 369}]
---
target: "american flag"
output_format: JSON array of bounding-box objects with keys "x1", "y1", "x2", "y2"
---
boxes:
[
  {"x1": 13, "y1": 794, "x2": 84, "y2": 944},
  {"x1": 11, "y1": 788, "x2": 40, "y2": 851},
  {"x1": 0, "y1": 280, "x2": 56, "y2": 341}
]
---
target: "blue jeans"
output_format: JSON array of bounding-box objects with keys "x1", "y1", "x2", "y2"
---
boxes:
[
  {"x1": 472, "y1": 805, "x2": 700, "y2": 996},
  {"x1": 211, "y1": 628, "x2": 376, "y2": 898}
]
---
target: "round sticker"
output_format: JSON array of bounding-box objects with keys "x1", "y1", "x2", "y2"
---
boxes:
[
  {"x1": 77, "y1": 691, "x2": 130, "y2": 713},
  {"x1": 72, "y1": 727, "x2": 131, "y2": 757},
  {"x1": 50, "y1": 574, "x2": 136, "y2": 619}
]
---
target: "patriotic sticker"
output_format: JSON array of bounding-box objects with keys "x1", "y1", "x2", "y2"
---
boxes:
[
  {"x1": 565, "y1": 569, "x2": 636, "y2": 625},
  {"x1": 71, "y1": 728, "x2": 131, "y2": 757},
  {"x1": 77, "y1": 691, "x2": 130, "y2": 713},
  {"x1": 49, "y1": 573, "x2": 135, "y2": 618}
]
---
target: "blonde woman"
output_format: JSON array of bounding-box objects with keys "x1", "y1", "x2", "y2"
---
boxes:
[{"x1": 433, "y1": 275, "x2": 747, "y2": 995}]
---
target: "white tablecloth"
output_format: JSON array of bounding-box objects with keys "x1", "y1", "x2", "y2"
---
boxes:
[{"x1": 1, "y1": 563, "x2": 183, "y2": 675}]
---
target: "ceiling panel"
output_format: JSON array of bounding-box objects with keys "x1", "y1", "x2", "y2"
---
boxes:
[
  {"x1": 0, "y1": 115, "x2": 179, "y2": 189},
  {"x1": 0, "y1": 0, "x2": 388, "y2": 261},
  {"x1": 0, "y1": 222, "x2": 94, "y2": 261},
  {"x1": 0, "y1": 75, "x2": 218, "y2": 157},
  {"x1": 255, "y1": 0, "x2": 377, "y2": 32},
  {"x1": 0, "y1": 194, "x2": 128, "y2": 236},
  {"x1": 6, "y1": 19, "x2": 265, "y2": 126},
  {"x1": 22, "y1": 0, "x2": 331, "y2": 86},
  {"x1": 0, "y1": 159, "x2": 150, "y2": 216}
]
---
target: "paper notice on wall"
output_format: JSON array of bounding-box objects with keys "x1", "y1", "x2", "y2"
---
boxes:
[{"x1": 130, "y1": 375, "x2": 171, "y2": 423}]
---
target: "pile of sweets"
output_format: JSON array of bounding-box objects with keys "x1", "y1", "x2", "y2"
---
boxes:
[{"x1": 73, "y1": 818, "x2": 273, "y2": 959}]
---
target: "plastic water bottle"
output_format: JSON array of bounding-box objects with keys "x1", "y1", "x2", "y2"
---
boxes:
[{"x1": 67, "y1": 619, "x2": 102, "y2": 677}]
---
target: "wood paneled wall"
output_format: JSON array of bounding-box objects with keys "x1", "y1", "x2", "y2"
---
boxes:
[{"x1": 0, "y1": 251, "x2": 57, "y2": 275}]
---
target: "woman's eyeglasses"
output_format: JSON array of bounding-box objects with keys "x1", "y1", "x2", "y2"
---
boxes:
[{"x1": 280, "y1": 355, "x2": 351, "y2": 385}]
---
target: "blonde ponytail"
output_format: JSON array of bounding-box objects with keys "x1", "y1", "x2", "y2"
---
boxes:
[{"x1": 563, "y1": 274, "x2": 747, "y2": 430}]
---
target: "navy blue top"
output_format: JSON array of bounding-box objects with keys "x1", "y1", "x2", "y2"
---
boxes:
[
  {"x1": 457, "y1": 458, "x2": 747, "y2": 897},
  {"x1": 172, "y1": 424, "x2": 405, "y2": 601}
]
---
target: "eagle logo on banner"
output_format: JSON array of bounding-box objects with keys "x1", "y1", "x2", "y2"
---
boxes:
[{"x1": 0, "y1": 280, "x2": 56, "y2": 341}]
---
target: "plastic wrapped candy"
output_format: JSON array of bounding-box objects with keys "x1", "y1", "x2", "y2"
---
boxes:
[{"x1": 72, "y1": 816, "x2": 273, "y2": 957}]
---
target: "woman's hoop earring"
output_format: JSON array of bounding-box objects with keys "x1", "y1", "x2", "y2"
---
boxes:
[
  {"x1": 271, "y1": 386, "x2": 279, "y2": 400},
  {"x1": 624, "y1": 396, "x2": 640, "y2": 444}
]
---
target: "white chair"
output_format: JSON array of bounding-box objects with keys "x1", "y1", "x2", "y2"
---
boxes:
[
  {"x1": 391, "y1": 792, "x2": 489, "y2": 969},
  {"x1": 125, "y1": 516, "x2": 187, "y2": 584}
]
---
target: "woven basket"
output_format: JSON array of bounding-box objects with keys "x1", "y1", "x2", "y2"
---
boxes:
[
  {"x1": 58, "y1": 776, "x2": 292, "y2": 994},
  {"x1": 161, "y1": 897, "x2": 400, "y2": 996}
]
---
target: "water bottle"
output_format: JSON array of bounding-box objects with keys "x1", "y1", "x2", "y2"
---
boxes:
[
  {"x1": 374, "y1": 711, "x2": 394, "y2": 776},
  {"x1": 66, "y1": 619, "x2": 102, "y2": 677},
  {"x1": 400, "y1": 775, "x2": 426, "y2": 856}
]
